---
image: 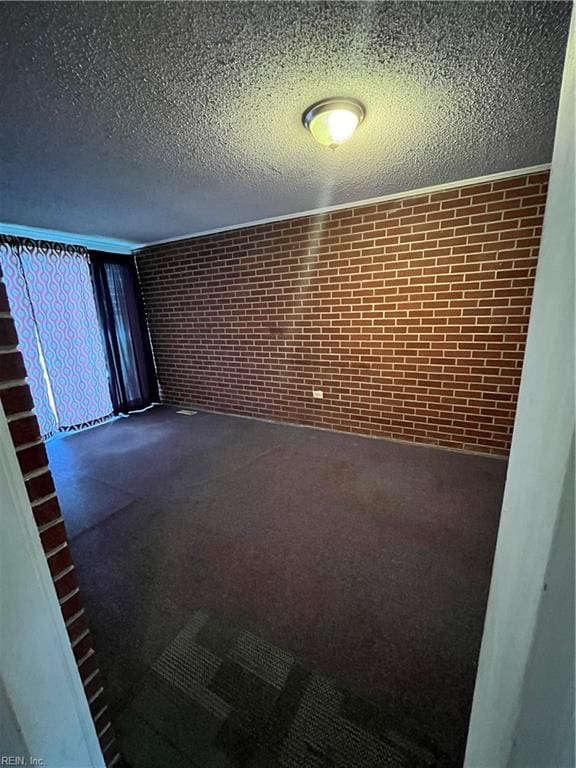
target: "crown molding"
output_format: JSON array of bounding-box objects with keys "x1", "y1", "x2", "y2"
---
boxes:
[
  {"x1": 0, "y1": 222, "x2": 137, "y2": 255},
  {"x1": 138, "y1": 163, "x2": 550, "y2": 251}
]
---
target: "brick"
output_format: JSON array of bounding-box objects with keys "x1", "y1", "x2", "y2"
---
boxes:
[
  {"x1": 9, "y1": 414, "x2": 41, "y2": 447},
  {"x1": 31, "y1": 496, "x2": 61, "y2": 527},
  {"x1": 47, "y1": 544, "x2": 73, "y2": 578},
  {"x1": 53, "y1": 567, "x2": 79, "y2": 601},
  {"x1": 79, "y1": 653, "x2": 99, "y2": 686},
  {"x1": 16, "y1": 442, "x2": 48, "y2": 476},
  {"x1": 84, "y1": 670, "x2": 104, "y2": 700},
  {"x1": 0, "y1": 317, "x2": 18, "y2": 348},
  {"x1": 72, "y1": 632, "x2": 93, "y2": 663},
  {"x1": 59, "y1": 589, "x2": 83, "y2": 622},
  {"x1": 0, "y1": 384, "x2": 34, "y2": 415},
  {"x1": 0, "y1": 350, "x2": 27, "y2": 382},
  {"x1": 0, "y1": 281, "x2": 10, "y2": 313},
  {"x1": 26, "y1": 470, "x2": 55, "y2": 503},
  {"x1": 40, "y1": 520, "x2": 68, "y2": 554},
  {"x1": 67, "y1": 613, "x2": 90, "y2": 645}
]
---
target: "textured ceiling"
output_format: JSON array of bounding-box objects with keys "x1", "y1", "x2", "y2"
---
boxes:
[{"x1": 0, "y1": 1, "x2": 571, "y2": 246}]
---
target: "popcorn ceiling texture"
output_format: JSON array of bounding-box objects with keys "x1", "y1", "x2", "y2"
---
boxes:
[
  {"x1": 137, "y1": 171, "x2": 548, "y2": 456},
  {"x1": 0, "y1": 2, "x2": 570, "y2": 244}
]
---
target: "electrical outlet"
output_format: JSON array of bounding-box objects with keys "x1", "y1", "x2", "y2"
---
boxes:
[{"x1": 312, "y1": 389, "x2": 324, "y2": 399}]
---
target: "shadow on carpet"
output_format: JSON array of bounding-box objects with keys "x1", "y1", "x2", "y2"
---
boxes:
[{"x1": 117, "y1": 610, "x2": 444, "y2": 768}]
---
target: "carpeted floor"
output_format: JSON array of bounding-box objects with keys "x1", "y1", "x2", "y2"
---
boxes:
[
  {"x1": 46, "y1": 406, "x2": 506, "y2": 767},
  {"x1": 116, "y1": 609, "x2": 437, "y2": 768}
]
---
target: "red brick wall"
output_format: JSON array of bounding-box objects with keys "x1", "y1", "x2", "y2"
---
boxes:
[
  {"x1": 137, "y1": 171, "x2": 548, "y2": 456},
  {"x1": 0, "y1": 264, "x2": 120, "y2": 767}
]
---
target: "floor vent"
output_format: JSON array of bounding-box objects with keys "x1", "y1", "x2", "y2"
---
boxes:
[{"x1": 176, "y1": 409, "x2": 198, "y2": 416}]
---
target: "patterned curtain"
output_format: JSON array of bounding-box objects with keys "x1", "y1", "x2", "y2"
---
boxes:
[{"x1": 0, "y1": 236, "x2": 113, "y2": 438}]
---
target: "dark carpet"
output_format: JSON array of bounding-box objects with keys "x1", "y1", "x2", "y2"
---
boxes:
[
  {"x1": 46, "y1": 406, "x2": 506, "y2": 767},
  {"x1": 116, "y1": 609, "x2": 437, "y2": 768}
]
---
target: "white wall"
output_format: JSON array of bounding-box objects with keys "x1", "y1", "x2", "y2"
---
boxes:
[
  {"x1": 509, "y1": 438, "x2": 574, "y2": 767},
  {"x1": 0, "y1": 399, "x2": 104, "y2": 767},
  {"x1": 465, "y1": 10, "x2": 575, "y2": 768}
]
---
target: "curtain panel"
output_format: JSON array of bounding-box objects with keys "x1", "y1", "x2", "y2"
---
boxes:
[
  {"x1": 90, "y1": 251, "x2": 158, "y2": 414},
  {"x1": 0, "y1": 235, "x2": 113, "y2": 437}
]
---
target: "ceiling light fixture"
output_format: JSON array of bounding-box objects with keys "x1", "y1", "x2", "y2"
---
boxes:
[{"x1": 302, "y1": 98, "x2": 365, "y2": 149}]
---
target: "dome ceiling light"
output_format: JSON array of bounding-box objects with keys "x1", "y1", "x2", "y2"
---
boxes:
[{"x1": 302, "y1": 98, "x2": 365, "y2": 149}]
